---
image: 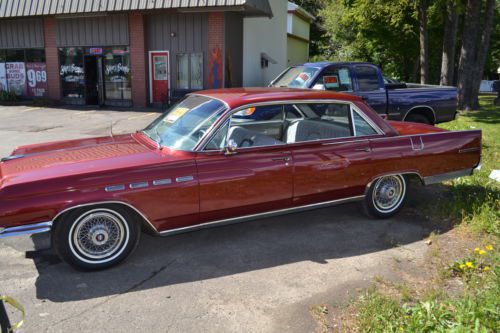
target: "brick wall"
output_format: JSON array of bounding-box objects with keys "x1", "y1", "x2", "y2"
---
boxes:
[
  {"x1": 43, "y1": 17, "x2": 61, "y2": 100},
  {"x1": 129, "y1": 13, "x2": 147, "y2": 107},
  {"x1": 207, "y1": 12, "x2": 225, "y2": 89}
]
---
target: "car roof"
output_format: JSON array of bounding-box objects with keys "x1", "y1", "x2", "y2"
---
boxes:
[
  {"x1": 192, "y1": 87, "x2": 362, "y2": 109},
  {"x1": 299, "y1": 61, "x2": 375, "y2": 68}
]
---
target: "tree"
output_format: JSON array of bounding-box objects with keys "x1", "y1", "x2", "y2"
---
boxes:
[
  {"x1": 419, "y1": 0, "x2": 430, "y2": 84},
  {"x1": 440, "y1": 0, "x2": 460, "y2": 86},
  {"x1": 457, "y1": 0, "x2": 496, "y2": 110},
  {"x1": 470, "y1": 0, "x2": 496, "y2": 107}
]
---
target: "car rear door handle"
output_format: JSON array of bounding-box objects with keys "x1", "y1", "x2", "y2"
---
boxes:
[{"x1": 355, "y1": 147, "x2": 371, "y2": 152}]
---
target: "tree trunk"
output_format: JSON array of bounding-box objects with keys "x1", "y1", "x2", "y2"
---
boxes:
[
  {"x1": 440, "y1": 0, "x2": 459, "y2": 86},
  {"x1": 457, "y1": 0, "x2": 481, "y2": 110},
  {"x1": 418, "y1": 0, "x2": 429, "y2": 84},
  {"x1": 470, "y1": 0, "x2": 496, "y2": 108}
]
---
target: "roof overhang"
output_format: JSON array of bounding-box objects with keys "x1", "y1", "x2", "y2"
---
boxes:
[{"x1": 0, "y1": 0, "x2": 273, "y2": 19}]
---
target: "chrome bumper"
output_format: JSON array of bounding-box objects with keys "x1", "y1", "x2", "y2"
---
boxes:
[{"x1": 0, "y1": 221, "x2": 52, "y2": 239}]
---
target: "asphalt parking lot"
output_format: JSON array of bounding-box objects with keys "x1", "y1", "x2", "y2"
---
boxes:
[{"x1": 0, "y1": 105, "x2": 440, "y2": 332}]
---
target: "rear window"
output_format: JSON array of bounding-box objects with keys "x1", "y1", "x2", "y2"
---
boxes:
[{"x1": 355, "y1": 66, "x2": 380, "y2": 91}]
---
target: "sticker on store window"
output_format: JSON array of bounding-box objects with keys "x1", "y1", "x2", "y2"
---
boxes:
[
  {"x1": 165, "y1": 107, "x2": 189, "y2": 123},
  {"x1": 323, "y1": 75, "x2": 339, "y2": 89}
]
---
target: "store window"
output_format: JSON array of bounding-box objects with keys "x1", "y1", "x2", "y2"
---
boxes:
[
  {"x1": 103, "y1": 47, "x2": 131, "y2": 101},
  {"x1": 176, "y1": 53, "x2": 203, "y2": 90},
  {"x1": 59, "y1": 47, "x2": 85, "y2": 99},
  {"x1": 0, "y1": 49, "x2": 47, "y2": 97}
]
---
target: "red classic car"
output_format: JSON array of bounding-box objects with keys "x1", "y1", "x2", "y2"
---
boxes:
[{"x1": 0, "y1": 88, "x2": 481, "y2": 270}]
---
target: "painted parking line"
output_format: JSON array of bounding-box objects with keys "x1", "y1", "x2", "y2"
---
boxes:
[
  {"x1": 127, "y1": 113, "x2": 156, "y2": 120},
  {"x1": 20, "y1": 107, "x2": 41, "y2": 112}
]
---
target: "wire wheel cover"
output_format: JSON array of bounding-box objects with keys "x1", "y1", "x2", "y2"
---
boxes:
[
  {"x1": 72, "y1": 211, "x2": 126, "y2": 260},
  {"x1": 373, "y1": 175, "x2": 405, "y2": 212}
]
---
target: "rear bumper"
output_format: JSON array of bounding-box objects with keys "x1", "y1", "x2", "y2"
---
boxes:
[
  {"x1": 423, "y1": 168, "x2": 474, "y2": 185},
  {"x1": 0, "y1": 221, "x2": 52, "y2": 239}
]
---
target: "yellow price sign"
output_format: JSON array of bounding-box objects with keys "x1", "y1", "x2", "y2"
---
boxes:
[{"x1": 165, "y1": 107, "x2": 190, "y2": 123}]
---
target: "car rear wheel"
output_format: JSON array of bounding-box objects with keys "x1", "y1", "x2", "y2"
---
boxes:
[
  {"x1": 405, "y1": 113, "x2": 431, "y2": 125},
  {"x1": 52, "y1": 205, "x2": 140, "y2": 270},
  {"x1": 363, "y1": 174, "x2": 407, "y2": 219}
]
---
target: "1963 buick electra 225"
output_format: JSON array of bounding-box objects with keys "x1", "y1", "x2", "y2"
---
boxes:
[{"x1": 0, "y1": 88, "x2": 481, "y2": 270}]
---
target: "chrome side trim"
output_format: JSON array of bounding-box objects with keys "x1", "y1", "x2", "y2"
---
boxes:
[
  {"x1": 176, "y1": 176, "x2": 194, "y2": 183},
  {"x1": 0, "y1": 221, "x2": 52, "y2": 239},
  {"x1": 153, "y1": 179, "x2": 172, "y2": 186},
  {"x1": 105, "y1": 185, "x2": 125, "y2": 192},
  {"x1": 423, "y1": 168, "x2": 473, "y2": 185},
  {"x1": 52, "y1": 201, "x2": 159, "y2": 234},
  {"x1": 159, "y1": 195, "x2": 365, "y2": 236},
  {"x1": 459, "y1": 147, "x2": 480, "y2": 154},
  {"x1": 129, "y1": 182, "x2": 149, "y2": 189}
]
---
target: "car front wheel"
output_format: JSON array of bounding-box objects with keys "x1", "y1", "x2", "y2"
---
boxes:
[
  {"x1": 363, "y1": 174, "x2": 407, "y2": 219},
  {"x1": 52, "y1": 205, "x2": 141, "y2": 270}
]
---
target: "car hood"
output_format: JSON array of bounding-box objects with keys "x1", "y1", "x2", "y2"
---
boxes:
[{"x1": 0, "y1": 134, "x2": 167, "y2": 188}]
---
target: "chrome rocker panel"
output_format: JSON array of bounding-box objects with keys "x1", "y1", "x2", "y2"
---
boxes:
[{"x1": 0, "y1": 221, "x2": 53, "y2": 239}]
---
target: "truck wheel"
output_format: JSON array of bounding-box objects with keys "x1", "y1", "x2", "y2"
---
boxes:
[
  {"x1": 52, "y1": 205, "x2": 141, "y2": 270},
  {"x1": 405, "y1": 113, "x2": 431, "y2": 124},
  {"x1": 363, "y1": 175, "x2": 407, "y2": 219}
]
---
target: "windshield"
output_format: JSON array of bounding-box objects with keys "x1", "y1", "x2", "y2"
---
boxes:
[
  {"x1": 143, "y1": 95, "x2": 225, "y2": 151},
  {"x1": 271, "y1": 66, "x2": 320, "y2": 88}
]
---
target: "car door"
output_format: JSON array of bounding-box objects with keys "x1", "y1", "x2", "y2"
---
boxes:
[
  {"x1": 196, "y1": 105, "x2": 294, "y2": 223},
  {"x1": 285, "y1": 101, "x2": 383, "y2": 206},
  {"x1": 352, "y1": 64, "x2": 388, "y2": 115}
]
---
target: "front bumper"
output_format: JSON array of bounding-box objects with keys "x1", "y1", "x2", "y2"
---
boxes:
[{"x1": 0, "y1": 221, "x2": 52, "y2": 239}]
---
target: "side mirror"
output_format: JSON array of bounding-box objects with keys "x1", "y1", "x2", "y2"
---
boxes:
[
  {"x1": 312, "y1": 84, "x2": 326, "y2": 91},
  {"x1": 224, "y1": 139, "x2": 238, "y2": 155}
]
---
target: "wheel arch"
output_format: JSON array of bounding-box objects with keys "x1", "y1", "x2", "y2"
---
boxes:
[
  {"x1": 364, "y1": 172, "x2": 424, "y2": 194},
  {"x1": 403, "y1": 106, "x2": 436, "y2": 124},
  {"x1": 52, "y1": 201, "x2": 158, "y2": 234}
]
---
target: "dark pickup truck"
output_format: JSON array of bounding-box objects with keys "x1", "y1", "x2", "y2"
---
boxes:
[{"x1": 269, "y1": 62, "x2": 457, "y2": 124}]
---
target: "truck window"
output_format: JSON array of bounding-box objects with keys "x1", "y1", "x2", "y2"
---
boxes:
[
  {"x1": 355, "y1": 66, "x2": 381, "y2": 91},
  {"x1": 317, "y1": 67, "x2": 353, "y2": 92}
]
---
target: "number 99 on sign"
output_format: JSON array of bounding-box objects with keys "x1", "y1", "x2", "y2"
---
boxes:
[{"x1": 27, "y1": 69, "x2": 47, "y2": 88}]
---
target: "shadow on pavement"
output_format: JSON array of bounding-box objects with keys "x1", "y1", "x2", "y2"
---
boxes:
[{"x1": 29, "y1": 196, "x2": 448, "y2": 303}]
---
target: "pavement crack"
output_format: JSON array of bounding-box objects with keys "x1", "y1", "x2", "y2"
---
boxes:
[{"x1": 46, "y1": 259, "x2": 176, "y2": 331}]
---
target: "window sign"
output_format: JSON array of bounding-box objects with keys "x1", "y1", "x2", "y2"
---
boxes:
[
  {"x1": 26, "y1": 63, "x2": 48, "y2": 97},
  {"x1": 323, "y1": 75, "x2": 339, "y2": 89},
  {"x1": 0, "y1": 63, "x2": 6, "y2": 92},
  {"x1": 104, "y1": 47, "x2": 131, "y2": 100},
  {"x1": 6, "y1": 62, "x2": 26, "y2": 95}
]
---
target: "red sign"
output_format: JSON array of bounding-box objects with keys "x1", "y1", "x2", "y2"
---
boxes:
[
  {"x1": 90, "y1": 48, "x2": 103, "y2": 55},
  {"x1": 26, "y1": 63, "x2": 48, "y2": 97}
]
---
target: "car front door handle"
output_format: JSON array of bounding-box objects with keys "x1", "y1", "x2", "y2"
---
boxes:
[
  {"x1": 272, "y1": 157, "x2": 291, "y2": 162},
  {"x1": 355, "y1": 147, "x2": 371, "y2": 152}
]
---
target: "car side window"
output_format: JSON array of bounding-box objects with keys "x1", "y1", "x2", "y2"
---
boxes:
[
  {"x1": 355, "y1": 66, "x2": 381, "y2": 91},
  {"x1": 285, "y1": 103, "x2": 353, "y2": 143},
  {"x1": 352, "y1": 111, "x2": 378, "y2": 136},
  {"x1": 204, "y1": 105, "x2": 287, "y2": 150},
  {"x1": 285, "y1": 104, "x2": 302, "y2": 119}
]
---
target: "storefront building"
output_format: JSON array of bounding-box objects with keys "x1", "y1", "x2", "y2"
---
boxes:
[{"x1": 0, "y1": 0, "x2": 274, "y2": 107}]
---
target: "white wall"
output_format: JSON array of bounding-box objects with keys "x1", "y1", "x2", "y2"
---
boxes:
[{"x1": 242, "y1": 0, "x2": 288, "y2": 87}]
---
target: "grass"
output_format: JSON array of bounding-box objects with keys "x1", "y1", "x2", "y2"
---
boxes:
[{"x1": 340, "y1": 95, "x2": 500, "y2": 332}]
